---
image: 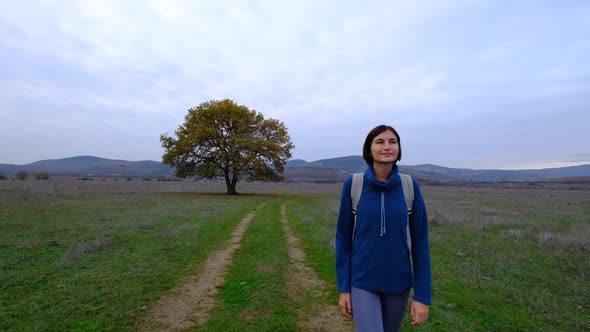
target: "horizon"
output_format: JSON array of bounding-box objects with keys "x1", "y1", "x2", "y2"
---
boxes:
[
  {"x1": 3, "y1": 154, "x2": 589, "y2": 172},
  {"x1": 1, "y1": 1, "x2": 589, "y2": 169}
]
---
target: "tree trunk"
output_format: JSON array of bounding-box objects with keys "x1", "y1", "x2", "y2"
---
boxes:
[
  {"x1": 224, "y1": 173, "x2": 238, "y2": 195},
  {"x1": 226, "y1": 181, "x2": 238, "y2": 195}
]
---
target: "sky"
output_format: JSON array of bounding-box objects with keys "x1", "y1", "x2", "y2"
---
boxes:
[{"x1": 1, "y1": 0, "x2": 589, "y2": 170}]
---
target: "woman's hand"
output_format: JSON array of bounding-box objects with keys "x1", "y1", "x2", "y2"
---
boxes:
[
  {"x1": 338, "y1": 292, "x2": 353, "y2": 317},
  {"x1": 411, "y1": 300, "x2": 429, "y2": 325}
]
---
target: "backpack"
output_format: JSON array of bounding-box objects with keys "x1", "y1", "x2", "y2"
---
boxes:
[{"x1": 351, "y1": 173, "x2": 415, "y2": 253}]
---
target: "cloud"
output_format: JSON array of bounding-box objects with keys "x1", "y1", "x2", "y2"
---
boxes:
[{"x1": 0, "y1": 0, "x2": 589, "y2": 168}]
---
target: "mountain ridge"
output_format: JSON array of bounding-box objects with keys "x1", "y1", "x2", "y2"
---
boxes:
[
  {"x1": 0, "y1": 155, "x2": 172, "y2": 178},
  {"x1": 1, "y1": 155, "x2": 589, "y2": 183}
]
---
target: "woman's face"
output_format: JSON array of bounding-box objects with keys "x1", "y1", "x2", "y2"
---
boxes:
[{"x1": 370, "y1": 130, "x2": 399, "y2": 165}]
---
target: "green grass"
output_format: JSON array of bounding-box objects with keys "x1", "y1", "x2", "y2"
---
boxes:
[
  {"x1": 286, "y1": 186, "x2": 590, "y2": 331},
  {"x1": 286, "y1": 196, "x2": 339, "y2": 301},
  {"x1": 202, "y1": 200, "x2": 297, "y2": 331},
  {"x1": 2, "y1": 180, "x2": 589, "y2": 331},
  {"x1": 0, "y1": 190, "x2": 265, "y2": 330},
  {"x1": 427, "y1": 225, "x2": 588, "y2": 331}
]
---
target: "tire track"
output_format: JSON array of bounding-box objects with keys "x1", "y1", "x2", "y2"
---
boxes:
[
  {"x1": 138, "y1": 202, "x2": 268, "y2": 331},
  {"x1": 280, "y1": 202, "x2": 354, "y2": 332}
]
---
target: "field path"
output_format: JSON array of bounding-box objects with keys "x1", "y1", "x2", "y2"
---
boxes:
[
  {"x1": 138, "y1": 202, "x2": 268, "y2": 331},
  {"x1": 280, "y1": 202, "x2": 355, "y2": 331}
]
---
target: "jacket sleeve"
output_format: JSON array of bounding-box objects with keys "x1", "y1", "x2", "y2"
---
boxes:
[
  {"x1": 409, "y1": 179, "x2": 432, "y2": 305},
  {"x1": 335, "y1": 176, "x2": 354, "y2": 293}
]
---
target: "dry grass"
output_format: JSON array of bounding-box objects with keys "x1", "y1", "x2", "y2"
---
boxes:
[
  {"x1": 0, "y1": 176, "x2": 342, "y2": 198},
  {"x1": 62, "y1": 239, "x2": 113, "y2": 261},
  {"x1": 539, "y1": 223, "x2": 590, "y2": 251},
  {"x1": 422, "y1": 184, "x2": 590, "y2": 254}
]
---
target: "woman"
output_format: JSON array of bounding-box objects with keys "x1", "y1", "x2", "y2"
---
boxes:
[{"x1": 335, "y1": 125, "x2": 432, "y2": 331}]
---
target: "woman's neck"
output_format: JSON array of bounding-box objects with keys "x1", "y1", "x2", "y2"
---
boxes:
[{"x1": 372, "y1": 162, "x2": 394, "y2": 182}]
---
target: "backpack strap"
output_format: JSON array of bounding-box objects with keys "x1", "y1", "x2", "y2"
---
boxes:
[
  {"x1": 399, "y1": 173, "x2": 414, "y2": 257},
  {"x1": 399, "y1": 173, "x2": 414, "y2": 215},
  {"x1": 351, "y1": 173, "x2": 364, "y2": 240}
]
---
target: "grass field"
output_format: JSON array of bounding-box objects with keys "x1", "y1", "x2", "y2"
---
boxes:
[{"x1": 1, "y1": 177, "x2": 588, "y2": 331}]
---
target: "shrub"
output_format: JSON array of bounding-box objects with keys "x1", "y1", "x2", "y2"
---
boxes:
[
  {"x1": 0, "y1": 173, "x2": 7, "y2": 180},
  {"x1": 16, "y1": 170, "x2": 28, "y2": 180},
  {"x1": 538, "y1": 231, "x2": 555, "y2": 247},
  {"x1": 157, "y1": 175, "x2": 179, "y2": 181},
  {"x1": 540, "y1": 223, "x2": 589, "y2": 252},
  {"x1": 35, "y1": 172, "x2": 50, "y2": 180},
  {"x1": 62, "y1": 239, "x2": 113, "y2": 261}
]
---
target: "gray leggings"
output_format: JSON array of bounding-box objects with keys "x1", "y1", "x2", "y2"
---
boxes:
[{"x1": 351, "y1": 287, "x2": 410, "y2": 332}]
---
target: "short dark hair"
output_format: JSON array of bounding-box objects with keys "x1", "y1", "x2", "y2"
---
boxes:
[{"x1": 362, "y1": 124, "x2": 402, "y2": 165}]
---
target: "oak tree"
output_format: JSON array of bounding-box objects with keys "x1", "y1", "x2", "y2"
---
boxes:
[{"x1": 161, "y1": 99, "x2": 294, "y2": 194}]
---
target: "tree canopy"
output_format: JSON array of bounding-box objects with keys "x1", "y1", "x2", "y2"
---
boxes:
[{"x1": 161, "y1": 99, "x2": 294, "y2": 194}]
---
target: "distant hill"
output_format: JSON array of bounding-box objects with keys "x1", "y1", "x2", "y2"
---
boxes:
[
  {"x1": 0, "y1": 156, "x2": 173, "y2": 178},
  {"x1": 284, "y1": 156, "x2": 590, "y2": 183},
  {"x1": 403, "y1": 163, "x2": 590, "y2": 182},
  {"x1": 1, "y1": 155, "x2": 589, "y2": 183},
  {"x1": 286, "y1": 159, "x2": 309, "y2": 168},
  {"x1": 307, "y1": 155, "x2": 367, "y2": 172}
]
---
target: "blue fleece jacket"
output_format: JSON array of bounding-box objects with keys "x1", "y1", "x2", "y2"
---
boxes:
[{"x1": 335, "y1": 165, "x2": 432, "y2": 305}]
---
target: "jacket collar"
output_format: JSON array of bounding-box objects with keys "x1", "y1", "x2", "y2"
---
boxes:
[{"x1": 364, "y1": 164, "x2": 400, "y2": 192}]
